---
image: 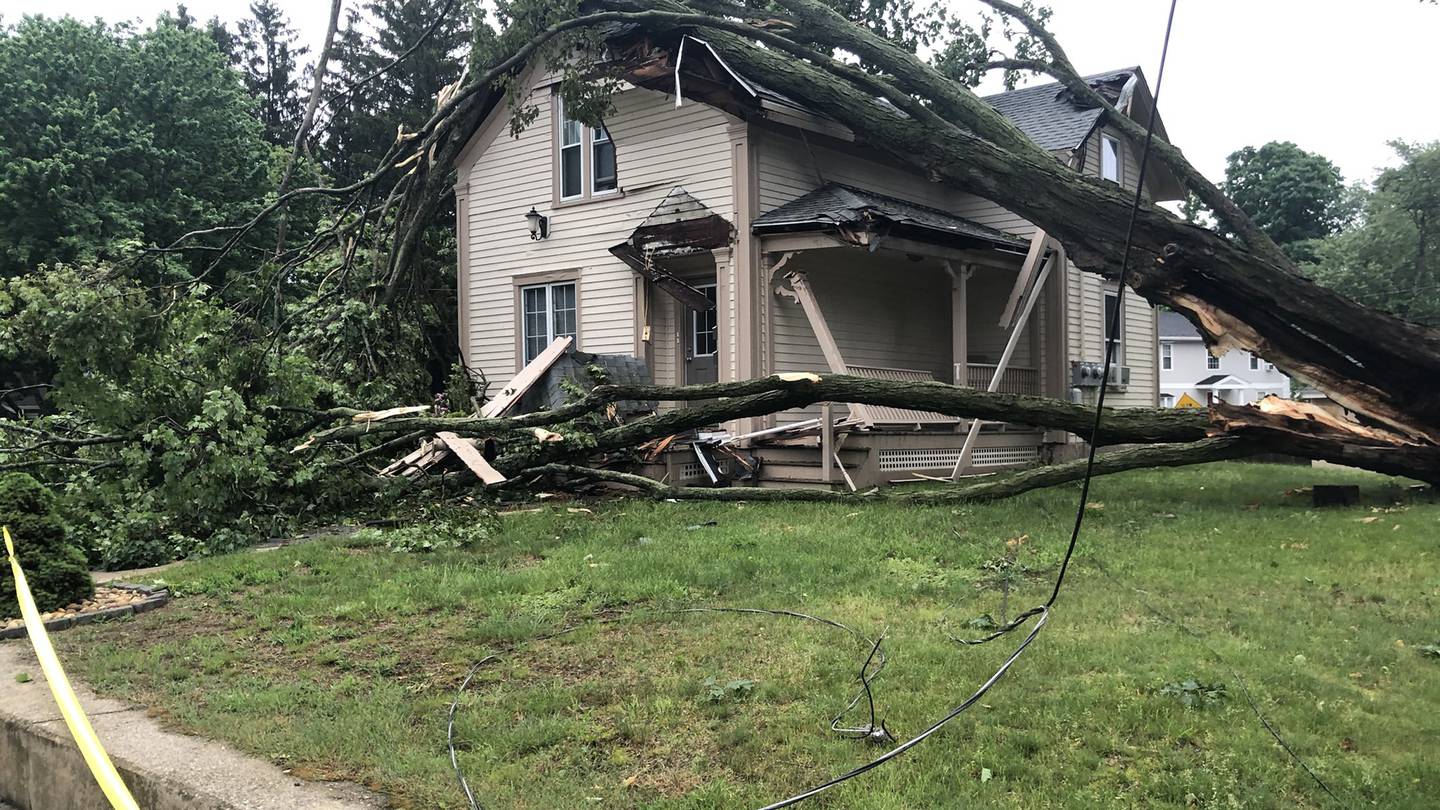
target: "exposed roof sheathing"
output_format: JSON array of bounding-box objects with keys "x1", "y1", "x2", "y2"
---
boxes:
[{"x1": 751, "y1": 182, "x2": 1027, "y2": 250}]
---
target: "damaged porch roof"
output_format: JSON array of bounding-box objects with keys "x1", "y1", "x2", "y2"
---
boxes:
[{"x1": 751, "y1": 183, "x2": 1028, "y2": 252}]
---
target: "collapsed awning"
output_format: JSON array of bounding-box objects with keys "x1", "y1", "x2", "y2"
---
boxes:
[
  {"x1": 610, "y1": 186, "x2": 732, "y2": 311},
  {"x1": 751, "y1": 183, "x2": 1028, "y2": 253}
]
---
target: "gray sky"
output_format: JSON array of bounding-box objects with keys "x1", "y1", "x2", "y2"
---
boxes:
[{"x1": 4, "y1": 0, "x2": 1437, "y2": 184}]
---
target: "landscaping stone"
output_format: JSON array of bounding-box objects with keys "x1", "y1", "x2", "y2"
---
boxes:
[{"x1": 0, "y1": 584, "x2": 169, "y2": 640}]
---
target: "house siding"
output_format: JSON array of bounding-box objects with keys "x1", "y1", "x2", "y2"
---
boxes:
[
  {"x1": 752, "y1": 124, "x2": 1157, "y2": 412},
  {"x1": 459, "y1": 82, "x2": 739, "y2": 395}
]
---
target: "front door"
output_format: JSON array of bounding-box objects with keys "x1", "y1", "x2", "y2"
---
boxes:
[{"x1": 683, "y1": 281, "x2": 719, "y2": 385}]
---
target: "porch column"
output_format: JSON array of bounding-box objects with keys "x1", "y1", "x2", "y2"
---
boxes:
[{"x1": 949, "y1": 263, "x2": 971, "y2": 386}]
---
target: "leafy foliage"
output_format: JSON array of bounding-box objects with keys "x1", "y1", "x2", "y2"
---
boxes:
[
  {"x1": 1223, "y1": 141, "x2": 1354, "y2": 261},
  {"x1": 1306, "y1": 141, "x2": 1440, "y2": 326},
  {"x1": 350, "y1": 503, "x2": 500, "y2": 553},
  {"x1": 0, "y1": 266, "x2": 357, "y2": 568},
  {"x1": 0, "y1": 15, "x2": 269, "y2": 277},
  {"x1": 0, "y1": 472, "x2": 93, "y2": 615},
  {"x1": 1159, "y1": 679, "x2": 1228, "y2": 709}
]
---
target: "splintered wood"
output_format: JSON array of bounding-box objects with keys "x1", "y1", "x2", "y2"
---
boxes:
[{"x1": 377, "y1": 434, "x2": 507, "y2": 485}]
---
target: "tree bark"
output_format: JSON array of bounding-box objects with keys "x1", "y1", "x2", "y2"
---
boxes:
[
  {"x1": 297, "y1": 374, "x2": 1440, "y2": 485},
  {"x1": 514, "y1": 437, "x2": 1257, "y2": 503}
]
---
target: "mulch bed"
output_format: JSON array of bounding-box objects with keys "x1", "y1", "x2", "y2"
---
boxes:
[{"x1": 0, "y1": 583, "x2": 169, "y2": 639}]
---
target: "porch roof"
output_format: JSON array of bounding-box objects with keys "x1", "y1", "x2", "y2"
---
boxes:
[{"x1": 751, "y1": 183, "x2": 1028, "y2": 252}]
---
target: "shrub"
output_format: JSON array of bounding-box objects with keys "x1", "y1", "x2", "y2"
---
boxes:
[{"x1": 0, "y1": 472, "x2": 93, "y2": 615}]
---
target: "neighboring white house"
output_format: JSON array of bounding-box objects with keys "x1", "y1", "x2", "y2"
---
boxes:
[{"x1": 1158, "y1": 310, "x2": 1289, "y2": 408}]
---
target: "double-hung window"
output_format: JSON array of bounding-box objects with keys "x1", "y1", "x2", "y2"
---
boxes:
[
  {"x1": 1161, "y1": 341, "x2": 1173, "y2": 370},
  {"x1": 1207, "y1": 353, "x2": 1221, "y2": 371},
  {"x1": 1101, "y1": 134, "x2": 1121, "y2": 184},
  {"x1": 1249, "y1": 354, "x2": 1260, "y2": 370},
  {"x1": 556, "y1": 96, "x2": 618, "y2": 201},
  {"x1": 1103, "y1": 289, "x2": 1125, "y2": 365},
  {"x1": 521, "y1": 281, "x2": 577, "y2": 364}
]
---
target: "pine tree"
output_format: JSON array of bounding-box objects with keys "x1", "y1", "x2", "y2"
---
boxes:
[
  {"x1": 238, "y1": 0, "x2": 307, "y2": 145},
  {"x1": 321, "y1": 0, "x2": 469, "y2": 184}
]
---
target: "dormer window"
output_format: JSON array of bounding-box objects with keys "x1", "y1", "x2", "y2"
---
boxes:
[
  {"x1": 1101, "y1": 134, "x2": 1121, "y2": 184},
  {"x1": 556, "y1": 95, "x2": 618, "y2": 202}
]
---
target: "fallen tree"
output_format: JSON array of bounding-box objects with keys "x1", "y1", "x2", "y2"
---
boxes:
[
  {"x1": 293, "y1": 373, "x2": 1440, "y2": 489},
  {"x1": 234, "y1": 0, "x2": 1440, "y2": 502}
]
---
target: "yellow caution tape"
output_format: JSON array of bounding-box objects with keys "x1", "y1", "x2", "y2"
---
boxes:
[{"x1": 4, "y1": 525, "x2": 140, "y2": 810}]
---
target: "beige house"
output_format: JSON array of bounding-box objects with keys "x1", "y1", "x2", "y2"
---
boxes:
[{"x1": 454, "y1": 40, "x2": 1183, "y2": 487}]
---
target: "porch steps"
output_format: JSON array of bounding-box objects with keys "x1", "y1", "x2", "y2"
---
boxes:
[{"x1": 751, "y1": 445, "x2": 869, "y2": 491}]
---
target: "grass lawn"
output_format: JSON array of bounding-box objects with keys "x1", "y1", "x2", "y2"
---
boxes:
[{"x1": 47, "y1": 462, "x2": 1440, "y2": 809}]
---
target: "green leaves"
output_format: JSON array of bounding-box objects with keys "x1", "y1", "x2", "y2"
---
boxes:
[
  {"x1": 0, "y1": 16, "x2": 268, "y2": 277},
  {"x1": 1159, "y1": 679, "x2": 1228, "y2": 709}
]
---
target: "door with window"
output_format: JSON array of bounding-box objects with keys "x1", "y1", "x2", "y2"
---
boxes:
[{"x1": 683, "y1": 281, "x2": 719, "y2": 385}]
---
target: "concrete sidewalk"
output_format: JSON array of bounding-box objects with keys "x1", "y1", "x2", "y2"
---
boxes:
[{"x1": 0, "y1": 642, "x2": 386, "y2": 809}]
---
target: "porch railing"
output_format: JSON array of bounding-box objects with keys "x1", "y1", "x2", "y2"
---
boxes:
[{"x1": 960, "y1": 363, "x2": 1042, "y2": 396}]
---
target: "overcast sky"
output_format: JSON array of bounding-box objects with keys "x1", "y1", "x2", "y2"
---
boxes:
[{"x1": 4, "y1": 0, "x2": 1437, "y2": 184}]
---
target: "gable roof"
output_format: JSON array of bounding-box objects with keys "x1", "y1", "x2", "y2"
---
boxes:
[
  {"x1": 1195, "y1": 374, "x2": 1250, "y2": 388},
  {"x1": 751, "y1": 183, "x2": 1027, "y2": 251},
  {"x1": 982, "y1": 68, "x2": 1136, "y2": 151},
  {"x1": 1158, "y1": 309, "x2": 1202, "y2": 338}
]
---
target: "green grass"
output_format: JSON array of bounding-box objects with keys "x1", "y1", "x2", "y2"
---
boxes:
[{"x1": 50, "y1": 463, "x2": 1440, "y2": 809}]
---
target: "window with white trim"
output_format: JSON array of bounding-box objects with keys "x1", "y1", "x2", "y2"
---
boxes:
[
  {"x1": 1101, "y1": 134, "x2": 1121, "y2": 184},
  {"x1": 1207, "y1": 353, "x2": 1221, "y2": 370},
  {"x1": 1160, "y1": 393, "x2": 1175, "y2": 408},
  {"x1": 1249, "y1": 354, "x2": 1260, "y2": 370},
  {"x1": 1161, "y1": 341, "x2": 1173, "y2": 370},
  {"x1": 691, "y1": 283, "x2": 718, "y2": 357},
  {"x1": 521, "y1": 281, "x2": 577, "y2": 363},
  {"x1": 1103, "y1": 289, "x2": 1125, "y2": 365},
  {"x1": 556, "y1": 96, "x2": 617, "y2": 201}
]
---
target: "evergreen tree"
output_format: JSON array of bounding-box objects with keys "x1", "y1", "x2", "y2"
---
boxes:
[
  {"x1": 322, "y1": 0, "x2": 469, "y2": 184},
  {"x1": 0, "y1": 473, "x2": 93, "y2": 615},
  {"x1": 238, "y1": 0, "x2": 307, "y2": 145}
]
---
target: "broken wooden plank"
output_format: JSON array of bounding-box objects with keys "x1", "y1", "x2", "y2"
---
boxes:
[
  {"x1": 352, "y1": 405, "x2": 429, "y2": 423},
  {"x1": 480, "y1": 335, "x2": 574, "y2": 418},
  {"x1": 436, "y1": 431, "x2": 507, "y2": 485},
  {"x1": 998, "y1": 230, "x2": 1050, "y2": 329},
  {"x1": 378, "y1": 439, "x2": 441, "y2": 476}
]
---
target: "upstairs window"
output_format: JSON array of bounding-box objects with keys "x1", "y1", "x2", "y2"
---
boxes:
[
  {"x1": 1207, "y1": 353, "x2": 1221, "y2": 370},
  {"x1": 1101, "y1": 134, "x2": 1121, "y2": 184},
  {"x1": 1161, "y1": 341, "x2": 1173, "y2": 370},
  {"x1": 521, "y1": 281, "x2": 577, "y2": 364},
  {"x1": 556, "y1": 96, "x2": 618, "y2": 202},
  {"x1": 1249, "y1": 354, "x2": 1260, "y2": 370}
]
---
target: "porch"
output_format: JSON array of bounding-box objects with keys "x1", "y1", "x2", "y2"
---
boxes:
[{"x1": 739, "y1": 184, "x2": 1065, "y2": 485}]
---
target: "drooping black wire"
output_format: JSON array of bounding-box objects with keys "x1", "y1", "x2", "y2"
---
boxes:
[
  {"x1": 1048, "y1": 0, "x2": 1179, "y2": 609},
  {"x1": 445, "y1": 605, "x2": 893, "y2": 810},
  {"x1": 754, "y1": 4, "x2": 1182, "y2": 807},
  {"x1": 449, "y1": 7, "x2": 1186, "y2": 808},
  {"x1": 1088, "y1": 556, "x2": 1345, "y2": 805}
]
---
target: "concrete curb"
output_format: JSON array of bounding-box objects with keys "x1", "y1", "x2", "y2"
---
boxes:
[{"x1": 0, "y1": 643, "x2": 387, "y2": 809}]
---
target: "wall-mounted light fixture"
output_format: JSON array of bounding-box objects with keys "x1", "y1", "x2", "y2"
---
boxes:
[{"x1": 525, "y1": 207, "x2": 549, "y2": 240}]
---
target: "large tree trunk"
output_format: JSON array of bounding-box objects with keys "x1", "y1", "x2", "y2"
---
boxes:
[{"x1": 306, "y1": 374, "x2": 1440, "y2": 486}]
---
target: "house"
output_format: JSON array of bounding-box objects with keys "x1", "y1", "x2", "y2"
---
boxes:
[
  {"x1": 1158, "y1": 310, "x2": 1290, "y2": 408},
  {"x1": 453, "y1": 36, "x2": 1183, "y2": 487}
]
